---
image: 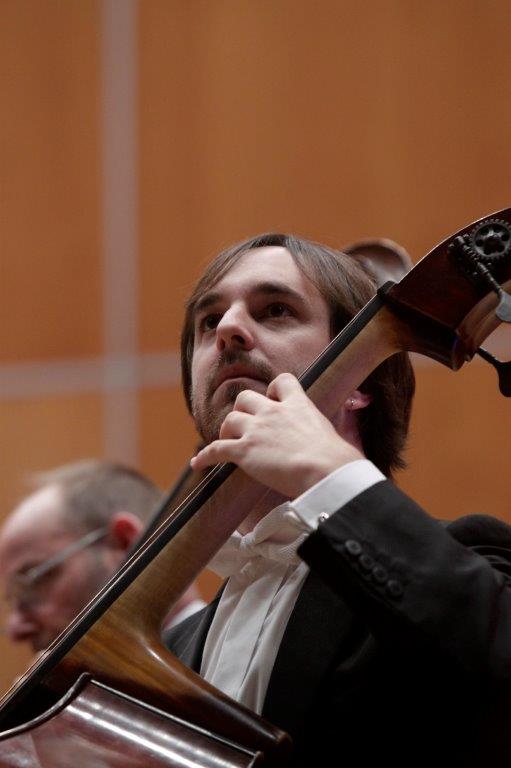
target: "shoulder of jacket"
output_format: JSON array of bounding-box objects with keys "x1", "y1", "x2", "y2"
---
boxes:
[{"x1": 444, "y1": 514, "x2": 511, "y2": 549}]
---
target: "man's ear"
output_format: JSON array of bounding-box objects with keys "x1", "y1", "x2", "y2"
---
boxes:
[
  {"x1": 107, "y1": 512, "x2": 144, "y2": 552},
  {"x1": 345, "y1": 390, "x2": 372, "y2": 411}
]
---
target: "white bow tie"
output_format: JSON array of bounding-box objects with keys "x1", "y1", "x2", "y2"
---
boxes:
[{"x1": 209, "y1": 502, "x2": 307, "y2": 578}]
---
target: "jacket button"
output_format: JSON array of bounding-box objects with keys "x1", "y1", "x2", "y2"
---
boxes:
[
  {"x1": 359, "y1": 553, "x2": 375, "y2": 571},
  {"x1": 345, "y1": 539, "x2": 362, "y2": 556},
  {"x1": 372, "y1": 565, "x2": 388, "y2": 584},
  {"x1": 386, "y1": 579, "x2": 404, "y2": 598}
]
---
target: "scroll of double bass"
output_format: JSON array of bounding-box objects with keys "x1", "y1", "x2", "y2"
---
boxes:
[{"x1": 0, "y1": 209, "x2": 509, "y2": 766}]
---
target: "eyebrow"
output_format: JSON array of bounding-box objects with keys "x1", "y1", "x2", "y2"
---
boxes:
[{"x1": 193, "y1": 281, "x2": 308, "y2": 316}]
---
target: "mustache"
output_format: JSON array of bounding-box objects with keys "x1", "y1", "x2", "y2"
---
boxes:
[{"x1": 205, "y1": 350, "x2": 275, "y2": 400}]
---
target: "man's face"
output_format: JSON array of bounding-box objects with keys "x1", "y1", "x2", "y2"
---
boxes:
[
  {"x1": 0, "y1": 486, "x2": 110, "y2": 652},
  {"x1": 191, "y1": 247, "x2": 332, "y2": 443}
]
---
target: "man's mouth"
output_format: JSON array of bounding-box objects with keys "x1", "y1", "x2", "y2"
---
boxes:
[{"x1": 213, "y1": 366, "x2": 267, "y2": 392}]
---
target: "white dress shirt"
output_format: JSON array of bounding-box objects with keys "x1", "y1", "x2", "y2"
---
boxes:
[{"x1": 200, "y1": 459, "x2": 385, "y2": 713}]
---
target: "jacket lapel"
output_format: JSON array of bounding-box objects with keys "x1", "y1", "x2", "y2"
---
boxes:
[
  {"x1": 166, "y1": 572, "x2": 356, "y2": 739},
  {"x1": 163, "y1": 595, "x2": 221, "y2": 671},
  {"x1": 262, "y1": 569, "x2": 355, "y2": 737}
]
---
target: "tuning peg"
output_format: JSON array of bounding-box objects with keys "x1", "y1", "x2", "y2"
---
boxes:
[
  {"x1": 495, "y1": 288, "x2": 511, "y2": 323},
  {"x1": 477, "y1": 347, "x2": 511, "y2": 396},
  {"x1": 449, "y1": 223, "x2": 511, "y2": 324},
  {"x1": 471, "y1": 260, "x2": 511, "y2": 324}
]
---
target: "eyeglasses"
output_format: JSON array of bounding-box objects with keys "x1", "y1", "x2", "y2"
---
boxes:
[{"x1": 4, "y1": 527, "x2": 108, "y2": 614}]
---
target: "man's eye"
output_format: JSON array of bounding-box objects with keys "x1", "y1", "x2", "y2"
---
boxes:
[
  {"x1": 201, "y1": 314, "x2": 221, "y2": 331},
  {"x1": 266, "y1": 303, "x2": 291, "y2": 318}
]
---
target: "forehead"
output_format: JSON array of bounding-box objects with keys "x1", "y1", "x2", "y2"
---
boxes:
[
  {"x1": 0, "y1": 486, "x2": 69, "y2": 574},
  {"x1": 196, "y1": 246, "x2": 323, "y2": 308}
]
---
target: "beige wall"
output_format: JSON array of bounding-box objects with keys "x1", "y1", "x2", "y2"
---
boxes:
[{"x1": 0, "y1": 0, "x2": 509, "y2": 691}]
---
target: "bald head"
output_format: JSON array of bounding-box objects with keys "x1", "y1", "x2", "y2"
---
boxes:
[
  {"x1": 33, "y1": 460, "x2": 162, "y2": 534},
  {"x1": 1, "y1": 485, "x2": 66, "y2": 551}
]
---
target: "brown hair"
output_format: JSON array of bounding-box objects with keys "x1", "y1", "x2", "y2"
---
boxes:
[{"x1": 181, "y1": 233, "x2": 415, "y2": 477}]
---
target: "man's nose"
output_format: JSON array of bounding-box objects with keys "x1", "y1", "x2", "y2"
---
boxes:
[{"x1": 215, "y1": 307, "x2": 255, "y2": 352}]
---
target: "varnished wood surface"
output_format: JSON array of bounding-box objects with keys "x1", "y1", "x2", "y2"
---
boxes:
[{"x1": 0, "y1": 677, "x2": 264, "y2": 767}]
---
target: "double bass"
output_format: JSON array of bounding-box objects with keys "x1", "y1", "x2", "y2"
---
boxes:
[{"x1": 0, "y1": 209, "x2": 509, "y2": 766}]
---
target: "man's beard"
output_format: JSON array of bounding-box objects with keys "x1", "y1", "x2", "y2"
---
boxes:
[{"x1": 191, "y1": 350, "x2": 275, "y2": 445}]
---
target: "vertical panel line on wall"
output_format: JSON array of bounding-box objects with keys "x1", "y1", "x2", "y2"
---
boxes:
[{"x1": 100, "y1": 0, "x2": 140, "y2": 464}]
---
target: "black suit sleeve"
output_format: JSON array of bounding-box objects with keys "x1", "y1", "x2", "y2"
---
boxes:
[{"x1": 297, "y1": 480, "x2": 511, "y2": 684}]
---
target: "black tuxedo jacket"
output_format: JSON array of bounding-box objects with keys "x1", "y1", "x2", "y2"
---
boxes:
[{"x1": 164, "y1": 481, "x2": 511, "y2": 766}]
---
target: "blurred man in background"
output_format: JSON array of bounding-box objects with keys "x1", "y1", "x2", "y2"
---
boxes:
[{"x1": 0, "y1": 460, "x2": 205, "y2": 652}]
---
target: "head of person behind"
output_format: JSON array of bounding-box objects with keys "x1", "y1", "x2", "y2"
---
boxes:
[
  {"x1": 0, "y1": 460, "x2": 162, "y2": 652},
  {"x1": 182, "y1": 232, "x2": 416, "y2": 484}
]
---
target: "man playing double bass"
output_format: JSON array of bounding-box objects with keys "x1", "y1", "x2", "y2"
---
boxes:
[{"x1": 165, "y1": 233, "x2": 511, "y2": 765}]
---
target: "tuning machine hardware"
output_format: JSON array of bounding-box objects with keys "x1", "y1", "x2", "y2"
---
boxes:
[
  {"x1": 477, "y1": 346, "x2": 511, "y2": 397},
  {"x1": 448, "y1": 218, "x2": 511, "y2": 323}
]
